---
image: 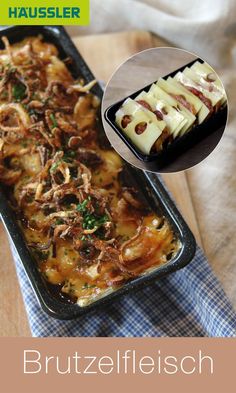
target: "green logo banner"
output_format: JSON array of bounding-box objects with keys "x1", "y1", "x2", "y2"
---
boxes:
[{"x1": 0, "y1": 0, "x2": 90, "y2": 25}]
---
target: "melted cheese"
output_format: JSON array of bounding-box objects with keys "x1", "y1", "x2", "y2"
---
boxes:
[
  {"x1": 116, "y1": 98, "x2": 165, "y2": 154},
  {"x1": 160, "y1": 77, "x2": 210, "y2": 123},
  {"x1": 190, "y1": 62, "x2": 227, "y2": 105},
  {"x1": 135, "y1": 90, "x2": 188, "y2": 138},
  {"x1": 176, "y1": 69, "x2": 225, "y2": 107},
  {"x1": 149, "y1": 84, "x2": 196, "y2": 135}
]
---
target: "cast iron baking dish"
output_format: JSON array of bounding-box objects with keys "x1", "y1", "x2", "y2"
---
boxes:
[
  {"x1": 0, "y1": 26, "x2": 196, "y2": 320},
  {"x1": 104, "y1": 59, "x2": 228, "y2": 164}
]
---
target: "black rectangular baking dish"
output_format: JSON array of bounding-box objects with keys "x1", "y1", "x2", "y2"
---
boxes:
[
  {"x1": 104, "y1": 59, "x2": 228, "y2": 164},
  {"x1": 0, "y1": 26, "x2": 196, "y2": 320}
]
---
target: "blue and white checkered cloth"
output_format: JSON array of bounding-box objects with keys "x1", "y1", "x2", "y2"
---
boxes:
[
  {"x1": 11, "y1": 242, "x2": 236, "y2": 337},
  {"x1": 9, "y1": 175, "x2": 236, "y2": 337}
]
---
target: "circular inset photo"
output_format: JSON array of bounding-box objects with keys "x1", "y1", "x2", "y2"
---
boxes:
[{"x1": 102, "y1": 47, "x2": 228, "y2": 173}]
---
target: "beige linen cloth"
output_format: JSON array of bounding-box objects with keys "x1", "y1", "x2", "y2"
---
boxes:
[{"x1": 67, "y1": 0, "x2": 236, "y2": 66}]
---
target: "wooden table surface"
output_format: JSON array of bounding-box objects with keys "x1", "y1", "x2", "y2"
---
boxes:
[{"x1": 0, "y1": 31, "x2": 235, "y2": 337}]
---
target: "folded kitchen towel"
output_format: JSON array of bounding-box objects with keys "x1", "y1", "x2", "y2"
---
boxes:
[{"x1": 11, "y1": 221, "x2": 236, "y2": 338}]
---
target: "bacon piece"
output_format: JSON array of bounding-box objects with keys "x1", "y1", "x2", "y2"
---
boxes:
[
  {"x1": 171, "y1": 94, "x2": 196, "y2": 114},
  {"x1": 153, "y1": 110, "x2": 164, "y2": 120},
  {"x1": 154, "y1": 129, "x2": 170, "y2": 152},
  {"x1": 135, "y1": 122, "x2": 147, "y2": 134},
  {"x1": 122, "y1": 187, "x2": 143, "y2": 209},
  {"x1": 185, "y1": 86, "x2": 213, "y2": 111},
  {"x1": 136, "y1": 99, "x2": 152, "y2": 111},
  {"x1": 121, "y1": 115, "x2": 132, "y2": 128}
]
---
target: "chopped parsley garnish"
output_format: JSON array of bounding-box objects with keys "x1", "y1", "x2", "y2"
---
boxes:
[
  {"x1": 82, "y1": 282, "x2": 96, "y2": 290},
  {"x1": 77, "y1": 199, "x2": 89, "y2": 213},
  {"x1": 50, "y1": 161, "x2": 60, "y2": 173},
  {"x1": 12, "y1": 83, "x2": 26, "y2": 101},
  {"x1": 80, "y1": 234, "x2": 92, "y2": 242},
  {"x1": 50, "y1": 113, "x2": 58, "y2": 129},
  {"x1": 77, "y1": 199, "x2": 109, "y2": 230},
  {"x1": 83, "y1": 213, "x2": 108, "y2": 230}
]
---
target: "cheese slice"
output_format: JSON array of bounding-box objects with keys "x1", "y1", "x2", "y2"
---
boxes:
[
  {"x1": 135, "y1": 90, "x2": 188, "y2": 138},
  {"x1": 165, "y1": 77, "x2": 210, "y2": 124},
  {"x1": 115, "y1": 98, "x2": 164, "y2": 155},
  {"x1": 132, "y1": 93, "x2": 167, "y2": 132},
  {"x1": 191, "y1": 61, "x2": 227, "y2": 104},
  {"x1": 178, "y1": 68, "x2": 225, "y2": 107},
  {"x1": 150, "y1": 83, "x2": 196, "y2": 135}
]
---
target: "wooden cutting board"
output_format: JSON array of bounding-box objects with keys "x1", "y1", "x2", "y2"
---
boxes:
[{"x1": 0, "y1": 31, "x2": 202, "y2": 337}]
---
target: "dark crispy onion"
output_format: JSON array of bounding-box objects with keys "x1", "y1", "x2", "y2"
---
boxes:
[
  {"x1": 122, "y1": 187, "x2": 143, "y2": 209},
  {"x1": 37, "y1": 146, "x2": 49, "y2": 167},
  {"x1": 68, "y1": 136, "x2": 81, "y2": 149},
  {"x1": 79, "y1": 242, "x2": 98, "y2": 260},
  {"x1": 76, "y1": 148, "x2": 103, "y2": 168}
]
